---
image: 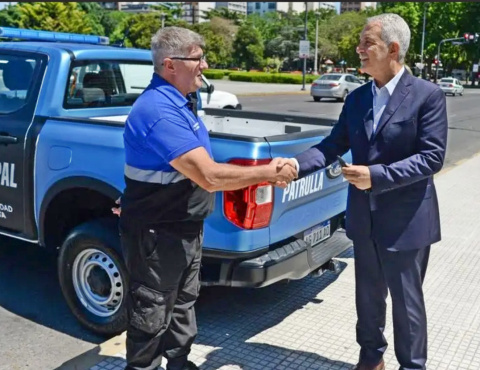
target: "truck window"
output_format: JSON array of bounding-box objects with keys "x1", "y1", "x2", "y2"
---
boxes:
[
  {"x1": 64, "y1": 60, "x2": 152, "y2": 109},
  {"x1": 0, "y1": 54, "x2": 38, "y2": 114}
]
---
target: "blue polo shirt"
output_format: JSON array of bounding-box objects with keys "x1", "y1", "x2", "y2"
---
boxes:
[{"x1": 121, "y1": 73, "x2": 214, "y2": 228}]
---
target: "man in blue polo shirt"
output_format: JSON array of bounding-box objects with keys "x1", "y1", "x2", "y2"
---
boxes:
[{"x1": 119, "y1": 27, "x2": 297, "y2": 370}]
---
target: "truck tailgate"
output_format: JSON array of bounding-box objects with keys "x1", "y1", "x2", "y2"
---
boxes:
[{"x1": 267, "y1": 134, "x2": 350, "y2": 246}]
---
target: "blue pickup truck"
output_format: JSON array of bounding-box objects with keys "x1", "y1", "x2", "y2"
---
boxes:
[{"x1": 0, "y1": 28, "x2": 351, "y2": 336}]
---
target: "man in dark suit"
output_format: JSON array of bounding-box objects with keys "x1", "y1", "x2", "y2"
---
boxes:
[{"x1": 291, "y1": 13, "x2": 447, "y2": 370}]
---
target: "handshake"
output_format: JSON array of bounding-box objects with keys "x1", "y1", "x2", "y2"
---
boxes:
[{"x1": 267, "y1": 157, "x2": 298, "y2": 188}]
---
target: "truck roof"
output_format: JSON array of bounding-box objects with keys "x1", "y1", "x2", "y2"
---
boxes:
[{"x1": 0, "y1": 41, "x2": 152, "y2": 61}]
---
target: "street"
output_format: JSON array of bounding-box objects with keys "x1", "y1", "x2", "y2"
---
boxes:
[
  {"x1": 1, "y1": 88, "x2": 480, "y2": 369},
  {"x1": 238, "y1": 88, "x2": 480, "y2": 170}
]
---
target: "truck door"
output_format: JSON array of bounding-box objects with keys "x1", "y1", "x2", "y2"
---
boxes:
[{"x1": 0, "y1": 50, "x2": 47, "y2": 237}]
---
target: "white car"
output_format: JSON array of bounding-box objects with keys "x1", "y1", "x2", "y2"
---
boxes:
[
  {"x1": 310, "y1": 73, "x2": 363, "y2": 102},
  {"x1": 200, "y1": 75, "x2": 242, "y2": 109},
  {"x1": 438, "y1": 77, "x2": 464, "y2": 96}
]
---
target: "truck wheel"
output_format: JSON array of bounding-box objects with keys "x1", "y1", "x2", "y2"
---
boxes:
[{"x1": 58, "y1": 219, "x2": 127, "y2": 336}]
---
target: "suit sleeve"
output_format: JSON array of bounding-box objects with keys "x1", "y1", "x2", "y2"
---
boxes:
[
  {"x1": 294, "y1": 97, "x2": 351, "y2": 177},
  {"x1": 369, "y1": 87, "x2": 448, "y2": 194}
]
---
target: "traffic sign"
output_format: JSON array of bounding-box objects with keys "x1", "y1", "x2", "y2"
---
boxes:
[
  {"x1": 299, "y1": 40, "x2": 310, "y2": 58},
  {"x1": 415, "y1": 62, "x2": 425, "y2": 70}
]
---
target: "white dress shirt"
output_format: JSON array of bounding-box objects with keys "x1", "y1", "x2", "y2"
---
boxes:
[{"x1": 372, "y1": 66, "x2": 405, "y2": 132}]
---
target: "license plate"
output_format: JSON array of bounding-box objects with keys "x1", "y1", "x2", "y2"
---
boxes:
[{"x1": 304, "y1": 221, "x2": 331, "y2": 246}]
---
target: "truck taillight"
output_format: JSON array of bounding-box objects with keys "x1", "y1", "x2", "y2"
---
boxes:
[{"x1": 224, "y1": 159, "x2": 273, "y2": 229}]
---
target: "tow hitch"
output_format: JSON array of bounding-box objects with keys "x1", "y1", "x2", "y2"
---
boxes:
[{"x1": 311, "y1": 258, "x2": 341, "y2": 277}]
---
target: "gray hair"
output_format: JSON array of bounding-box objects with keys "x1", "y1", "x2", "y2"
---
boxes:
[
  {"x1": 151, "y1": 26, "x2": 205, "y2": 72},
  {"x1": 366, "y1": 13, "x2": 410, "y2": 64}
]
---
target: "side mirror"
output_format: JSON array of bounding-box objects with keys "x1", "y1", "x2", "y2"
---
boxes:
[{"x1": 207, "y1": 84, "x2": 215, "y2": 94}]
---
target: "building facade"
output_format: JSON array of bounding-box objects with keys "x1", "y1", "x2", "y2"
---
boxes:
[
  {"x1": 215, "y1": 2, "x2": 247, "y2": 16},
  {"x1": 340, "y1": 2, "x2": 377, "y2": 13},
  {"x1": 318, "y1": 2, "x2": 336, "y2": 12},
  {"x1": 180, "y1": 2, "x2": 216, "y2": 24},
  {"x1": 247, "y1": 2, "x2": 325, "y2": 16}
]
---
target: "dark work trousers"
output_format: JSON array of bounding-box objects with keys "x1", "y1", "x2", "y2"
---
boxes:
[
  {"x1": 120, "y1": 222, "x2": 203, "y2": 370},
  {"x1": 353, "y1": 238, "x2": 430, "y2": 370}
]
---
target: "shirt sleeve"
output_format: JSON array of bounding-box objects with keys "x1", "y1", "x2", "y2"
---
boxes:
[{"x1": 145, "y1": 115, "x2": 202, "y2": 162}]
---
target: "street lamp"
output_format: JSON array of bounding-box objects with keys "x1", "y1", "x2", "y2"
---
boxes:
[
  {"x1": 420, "y1": 2, "x2": 427, "y2": 78},
  {"x1": 161, "y1": 12, "x2": 166, "y2": 28},
  {"x1": 314, "y1": 12, "x2": 320, "y2": 75},
  {"x1": 434, "y1": 37, "x2": 464, "y2": 83},
  {"x1": 301, "y1": 2, "x2": 308, "y2": 91}
]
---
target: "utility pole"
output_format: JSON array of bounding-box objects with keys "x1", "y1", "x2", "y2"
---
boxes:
[
  {"x1": 314, "y1": 12, "x2": 319, "y2": 75},
  {"x1": 420, "y1": 3, "x2": 427, "y2": 79},
  {"x1": 435, "y1": 37, "x2": 464, "y2": 83},
  {"x1": 161, "y1": 12, "x2": 165, "y2": 28},
  {"x1": 301, "y1": 2, "x2": 307, "y2": 90}
]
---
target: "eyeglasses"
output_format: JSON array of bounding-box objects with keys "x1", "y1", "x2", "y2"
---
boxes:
[{"x1": 169, "y1": 55, "x2": 207, "y2": 63}]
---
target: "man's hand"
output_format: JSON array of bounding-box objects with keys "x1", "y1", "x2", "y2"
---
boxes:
[
  {"x1": 111, "y1": 197, "x2": 121, "y2": 217},
  {"x1": 342, "y1": 165, "x2": 372, "y2": 190},
  {"x1": 268, "y1": 158, "x2": 298, "y2": 188}
]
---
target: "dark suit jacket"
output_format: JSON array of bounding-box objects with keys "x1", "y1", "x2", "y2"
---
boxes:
[{"x1": 295, "y1": 70, "x2": 448, "y2": 251}]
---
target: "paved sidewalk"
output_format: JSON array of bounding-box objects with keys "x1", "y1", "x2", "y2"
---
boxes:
[{"x1": 60, "y1": 152, "x2": 480, "y2": 370}]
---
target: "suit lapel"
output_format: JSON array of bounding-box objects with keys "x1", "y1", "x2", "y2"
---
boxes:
[{"x1": 371, "y1": 70, "x2": 412, "y2": 141}]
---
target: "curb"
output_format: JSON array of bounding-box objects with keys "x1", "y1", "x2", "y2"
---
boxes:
[{"x1": 56, "y1": 332, "x2": 126, "y2": 370}]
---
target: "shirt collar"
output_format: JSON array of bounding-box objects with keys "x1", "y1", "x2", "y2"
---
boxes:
[
  {"x1": 371, "y1": 66, "x2": 405, "y2": 97},
  {"x1": 151, "y1": 73, "x2": 189, "y2": 107}
]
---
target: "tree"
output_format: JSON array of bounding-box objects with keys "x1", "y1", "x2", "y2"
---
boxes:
[
  {"x1": 202, "y1": 7, "x2": 245, "y2": 26},
  {"x1": 8, "y1": 2, "x2": 96, "y2": 34},
  {"x1": 100, "y1": 11, "x2": 130, "y2": 39},
  {"x1": 233, "y1": 21, "x2": 264, "y2": 70},
  {"x1": 320, "y1": 11, "x2": 367, "y2": 66},
  {"x1": 0, "y1": 3, "x2": 22, "y2": 28},
  {"x1": 76, "y1": 2, "x2": 106, "y2": 35},
  {"x1": 193, "y1": 17, "x2": 237, "y2": 69}
]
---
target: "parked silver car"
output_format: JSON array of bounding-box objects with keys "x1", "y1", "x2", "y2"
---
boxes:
[
  {"x1": 438, "y1": 77, "x2": 464, "y2": 96},
  {"x1": 311, "y1": 73, "x2": 363, "y2": 102}
]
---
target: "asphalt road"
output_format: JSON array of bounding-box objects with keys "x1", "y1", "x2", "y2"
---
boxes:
[
  {"x1": 1, "y1": 88, "x2": 480, "y2": 369},
  {"x1": 238, "y1": 88, "x2": 480, "y2": 170}
]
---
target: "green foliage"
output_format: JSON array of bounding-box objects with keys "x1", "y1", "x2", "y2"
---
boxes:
[
  {"x1": 202, "y1": 7, "x2": 245, "y2": 26},
  {"x1": 193, "y1": 17, "x2": 237, "y2": 69},
  {"x1": 233, "y1": 21, "x2": 264, "y2": 71},
  {"x1": 4, "y1": 2, "x2": 95, "y2": 34},
  {"x1": 202, "y1": 70, "x2": 225, "y2": 79},
  {"x1": 229, "y1": 72, "x2": 316, "y2": 84}
]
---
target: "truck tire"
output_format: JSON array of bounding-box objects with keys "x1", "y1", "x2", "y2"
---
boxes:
[{"x1": 58, "y1": 218, "x2": 128, "y2": 336}]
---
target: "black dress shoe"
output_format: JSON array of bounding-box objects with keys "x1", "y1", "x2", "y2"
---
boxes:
[
  {"x1": 182, "y1": 361, "x2": 199, "y2": 370},
  {"x1": 352, "y1": 358, "x2": 385, "y2": 370},
  {"x1": 167, "y1": 360, "x2": 199, "y2": 370}
]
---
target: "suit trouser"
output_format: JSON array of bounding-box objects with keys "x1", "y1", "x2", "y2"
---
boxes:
[
  {"x1": 120, "y1": 222, "x2": 203, "y2": 370},
  {"x1": 353, "y1": 238, "x2": 430, "y2": 370}
]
